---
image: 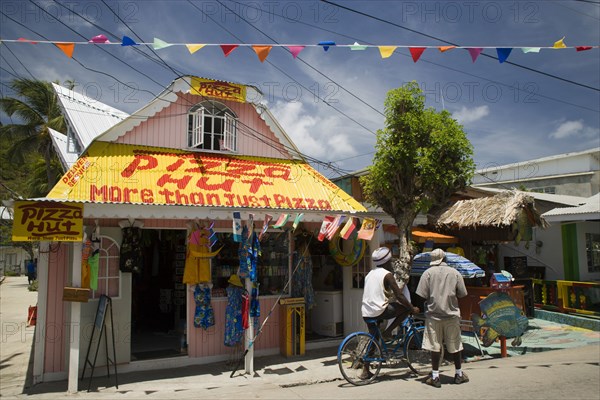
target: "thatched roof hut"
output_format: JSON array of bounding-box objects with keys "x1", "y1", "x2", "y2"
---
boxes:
[{"x1": 435, "y1": 190, "x2": 549, "y2": 230}]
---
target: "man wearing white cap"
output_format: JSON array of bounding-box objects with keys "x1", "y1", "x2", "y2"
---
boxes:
[
  {"x1": 361, "y1": 247, "x2": 420, "y2": 379},
  {"x1": 416, "y1": 248, "x2": 468, "y2": 388}
]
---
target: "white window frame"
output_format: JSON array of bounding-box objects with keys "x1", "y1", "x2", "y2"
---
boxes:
[
  {"x1": 187, "y1": 101, "x2": 237, "y2": 152},
  {"x1": 90, "y1": 235, "x2": 122, "y2": 300}
]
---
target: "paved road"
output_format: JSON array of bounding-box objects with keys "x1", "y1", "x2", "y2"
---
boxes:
[{"x1": 1, "y1": 275, "x2": 599, "y2": 399}]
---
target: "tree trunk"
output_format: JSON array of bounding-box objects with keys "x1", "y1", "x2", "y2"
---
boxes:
[{"x1": 392, "y1": 211, "x2": 417, "y2": 285}]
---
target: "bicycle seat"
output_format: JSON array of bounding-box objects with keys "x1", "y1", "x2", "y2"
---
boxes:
[{"x1": 364, "y1": 317, "x2": 384, "y2": 325}]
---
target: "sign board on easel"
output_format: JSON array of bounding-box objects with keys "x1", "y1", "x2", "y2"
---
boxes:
[{"x1": 81, "y1": 295, "x2": 118, "y2": 391}]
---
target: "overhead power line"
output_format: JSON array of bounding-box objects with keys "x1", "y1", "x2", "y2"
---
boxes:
[{"x1": 321, "y1": 0, "x2": 600, "y2": 93}]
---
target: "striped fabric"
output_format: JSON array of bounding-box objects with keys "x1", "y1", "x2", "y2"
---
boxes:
[{"x1": 411, "y1": 252, "x2": 485, "y2": 278}]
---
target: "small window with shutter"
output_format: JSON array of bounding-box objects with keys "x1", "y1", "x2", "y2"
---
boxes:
[{"x1": 187, "y1": 101, "x2": 237, "y2": 152}]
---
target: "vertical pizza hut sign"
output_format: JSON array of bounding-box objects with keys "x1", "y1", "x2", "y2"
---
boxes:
[{"x1": 12, "y1": 201, "x2": 83, "y2": 242}]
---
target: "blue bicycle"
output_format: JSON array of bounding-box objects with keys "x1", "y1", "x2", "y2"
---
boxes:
[{"x1": 337, "y1": 315, "x2": 432, "y2": 385}]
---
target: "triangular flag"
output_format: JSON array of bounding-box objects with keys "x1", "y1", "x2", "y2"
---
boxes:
[
  {"x1": 378, "y1": 46, "x2": 397, "y2": 59},
  {"x1": 553, "y1": 37, "x2": 567, "y2": 49},
  {"x1": 288, "y1": 46, "x2": 305, "y2": 59},
  {"x1": 153, "y1": 38, "x2": 172, "y2": 50},
  {"x1": 496, "y1": 48, "x2": 513, "y2": 63},
  {"x1": 357, "y1": 217, "x2": 376, "y2": 241},
  {"x1": 186, "y1": 44, "x2": 206, "y2": 54},
  {"x1": 409, "y1": 47, "x2": 426, "y2": 62},
  {"x1": 318, "y1": 41, "x2": 336, "y2": 51},
  {"x1": 54, "y1": 42, "x2": 75, "y2": 58},
  {"x1": 258, "y1": 214, "x2": 273, "y2": 241},
  {"x1": 467, "y1": 47, "x2": 483, "y2": 62},
  {"x1": 292, "y1": 213, "x2": 304, "y2": 231},
  {"x1": 350, "y1": 42, "x2": 367, "y2": 51},
  {"x1": 17, "y1": 38, "x2": 38, "y2": 44},
  {"x1": 576, "y1": 46, "x2": 593, "y2": 52},
  {"x1": 438, "y1": 46, "x2": 456, "y2": 52},
  {"x1": 272, "y1": 213, "x2": 290, "y2": 229},
  {"x1": 121, "y1": 36, "x2": 138, "y2": 46},
  {"x1": 521, "y1": 47, "x2": 541, "y2": 53},
  {"x1": 220, "y1": 44, "x2": 238, "y2": 57},
  {"x1": 340, "y1": 217, "x2": 358, "y2": 240},
  {"x1": 318, "y1": 216, "x2": 334, "y2": 241},
  {"x1": 89, "y1": 34, "x2": 110, "y2": 44},
  {"x1": 252, "y1": 45, "x2": 272, "y2": 62}
]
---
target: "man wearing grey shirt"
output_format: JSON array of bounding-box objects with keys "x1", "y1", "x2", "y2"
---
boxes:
[{"x1": 416, "y1": 248, "x2": 469, "y2": 388}]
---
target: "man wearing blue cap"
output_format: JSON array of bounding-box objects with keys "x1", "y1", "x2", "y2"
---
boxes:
[{"x1": 360, "y1": 247, "x2": 419, "y2": 379}]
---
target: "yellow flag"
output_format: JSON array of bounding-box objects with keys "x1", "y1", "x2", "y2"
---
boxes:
[
  {"x1": 186, "y1": 44, "x2": 206, "y2": 54},
  {"x1": 378, "y1": 46, "x2": 397, "y2": 59},
  {"x1": 553, "y1": 37, "x2": 567, "y2": 49}
]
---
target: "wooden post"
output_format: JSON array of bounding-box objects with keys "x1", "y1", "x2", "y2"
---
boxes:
[{"x1": 500, "y1": 336, "x2": 507, "y2": 357}]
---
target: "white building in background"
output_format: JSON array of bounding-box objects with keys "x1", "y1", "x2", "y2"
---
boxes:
[
  {"x1": 0, "y1": 206, "x2": 30, "y2": 275},
  {"x1": 473, "y1": 148, "x2": 600, "y2": 198}
]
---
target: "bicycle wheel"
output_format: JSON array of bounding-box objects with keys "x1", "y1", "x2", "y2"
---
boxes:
[
  {"x1": 404, "y1": 327, "x2": 433, "y2": 376},
  {"x1": 338, "y1": 332, "x2": 383, "y2": 385}
]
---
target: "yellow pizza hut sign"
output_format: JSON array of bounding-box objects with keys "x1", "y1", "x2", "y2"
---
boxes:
[
  {"x1": 191, "y1": 77, "x2": 246, "y2": 103},
  {"x1": 12, "y1": 201, "x2": 83, "y2": 242}
]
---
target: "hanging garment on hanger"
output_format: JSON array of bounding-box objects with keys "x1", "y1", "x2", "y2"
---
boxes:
[
  {"x1": 81, "y1": 237, "x2": 93, "y2": 288},
  {"x1": 120, "y1": 224, "x2": 143, "y2": 273},
  {"x1": 224, "y1": 285, "x2": 245, "y2": 347},
  {"x1": 241, "y1": 289, "x2": 250, "y2": 330},
  {"x1": 193, "y1": 284, "x2": 215, "y2": 329}
]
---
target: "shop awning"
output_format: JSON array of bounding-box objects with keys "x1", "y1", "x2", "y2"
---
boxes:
[
  {"x1": 384, "y1": 225, "x2": 458, "y2": 244},
  {"x1": 46, "y1": 142, "x2": 367, "y2": 213}
]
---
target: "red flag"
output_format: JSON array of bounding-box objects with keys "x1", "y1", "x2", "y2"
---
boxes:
[
  {"x1": 409, "y1": 47, "x2": 426, "y2": 62},
  {"x1": 318, "y1": 216, "x2": 334, "y2": 241},
  {"x1": 220, "y1": 44, "x2": 238, "y2": 57},
  {"x1": 576, "y1": 46, "x2": 593, "y2": 52}
]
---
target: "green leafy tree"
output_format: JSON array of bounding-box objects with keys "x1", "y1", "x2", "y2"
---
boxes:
[
  {"x1": 0, "y1": 78, "x2": 66, "y2": 191},
  {"x1": 360, "y1": 82, "x2": 475, "y2": 275}
]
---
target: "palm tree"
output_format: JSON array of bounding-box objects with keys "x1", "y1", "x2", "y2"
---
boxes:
[{"x1": 0, "y1": 79, "x2": 66, "y2": 192}]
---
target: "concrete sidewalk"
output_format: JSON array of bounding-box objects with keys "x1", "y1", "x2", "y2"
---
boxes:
[{"x1": 2, "y1": 275, "x2": 599, "y2": 399}]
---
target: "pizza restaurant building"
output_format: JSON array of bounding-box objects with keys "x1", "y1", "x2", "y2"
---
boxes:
[{"x1": 11, "y1": 76, "x2": 374, "y2": 392}]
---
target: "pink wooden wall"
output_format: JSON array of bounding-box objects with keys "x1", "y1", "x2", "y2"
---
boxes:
[
  {"x1": 186, "y1": 296, "x2": 281, "y2": 357},
  {"x1": 44, "y1": 243, "x2": 69, "y2": 374},
  {"x1": 116, "y1": 93, "x2": 288, "y2": 158}
]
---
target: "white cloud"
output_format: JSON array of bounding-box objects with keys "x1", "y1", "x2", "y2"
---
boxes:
[
  {"x1": 270, "y1": 100, "x2": 359, "y2": 162},
  {"x1": 549, "y1": 120, "x2": 599, "y2": 139},
  {"x1": 453, "y1": 105, "x2": 490, "y2": 125}
]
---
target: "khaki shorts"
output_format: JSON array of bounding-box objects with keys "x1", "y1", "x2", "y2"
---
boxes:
[{"x1": 422, "y1": 316, "x2": 463, "y2": 353}]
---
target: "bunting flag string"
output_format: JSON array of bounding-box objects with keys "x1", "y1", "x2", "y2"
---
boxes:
[{"x1": 2, "y1": 36, "x2": 597, "y2": 63}]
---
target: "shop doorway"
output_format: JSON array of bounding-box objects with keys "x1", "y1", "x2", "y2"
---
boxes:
[{"x1": 130, "y1": 229, "x2": 188, "y2": 361}]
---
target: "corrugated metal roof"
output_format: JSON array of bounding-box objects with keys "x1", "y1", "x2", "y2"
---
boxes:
[
  {"x1": 49, "y1": 128, "x2": 79, "y2": 168},
  {"x1": 52, "y1": 83, "x2": 129, "y2": 148},
  {"x1": 46, "y1": 142, "x2": 367, "y2": 213},
  {"x1": 543, "y1": 193, "x2": 600, "y2": 221},
  {"x1": 470, "y1": 187, "x2": 587, "y2": 206}
]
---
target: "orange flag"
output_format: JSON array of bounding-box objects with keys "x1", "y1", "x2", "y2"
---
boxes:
[
  {"x1": 55, "y1": 42, "x2": 75, "y2": 58},
  {"x1": 438, "y1": 46, "x2": 456, "y2": 52},
  {"x1": 252, "y1": 45, "x2": 272, "y2": 62}
]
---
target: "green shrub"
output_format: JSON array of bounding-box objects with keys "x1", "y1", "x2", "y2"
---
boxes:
[{"x1": 28, "y1": 280, "x2": 38, "y2": 292}]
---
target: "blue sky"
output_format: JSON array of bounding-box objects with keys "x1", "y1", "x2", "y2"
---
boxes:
[{"x1": 1, "y1": 0, "x2": 599, "y2": 179}]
